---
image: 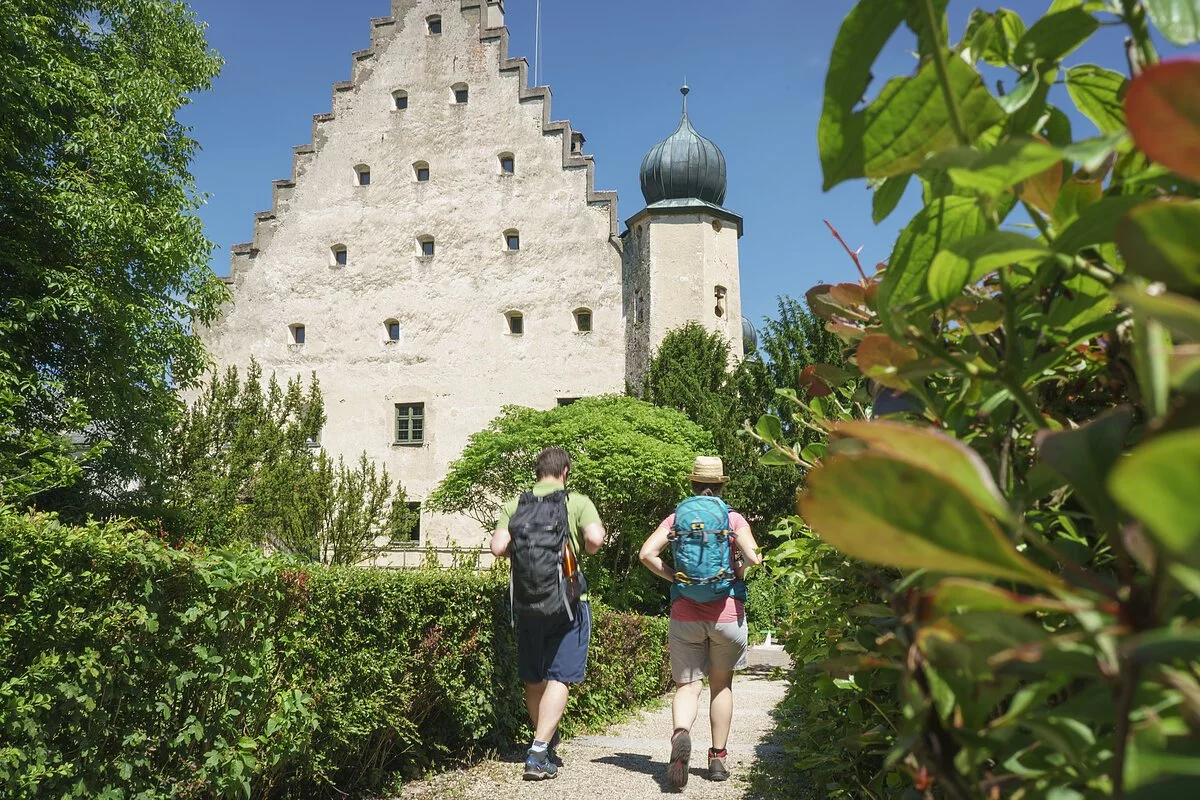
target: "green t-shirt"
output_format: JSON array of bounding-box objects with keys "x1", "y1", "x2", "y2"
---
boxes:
[{"x1": 497, "y1": 480, "x2": 601, "y2": 556}]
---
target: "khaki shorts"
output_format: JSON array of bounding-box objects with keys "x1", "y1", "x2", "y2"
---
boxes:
[{"x1": 669, "y1": 618, "x2": 749, "y2": 684}]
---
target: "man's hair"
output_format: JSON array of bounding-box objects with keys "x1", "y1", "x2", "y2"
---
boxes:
[
  {"x1": 535, "y1": 447, "x2": 571, "y2": 479},
  {"x1": 690, "y1": 480, "x2": 725, "y2": 497}
]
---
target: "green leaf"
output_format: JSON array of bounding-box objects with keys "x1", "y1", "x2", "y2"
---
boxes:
[
  {"x1": 1117, "y1": 200, "x2": 1200, "y2": 293},
  {"x1": 755, "y1": 414, "x2": 783, "y2": 444},
  {"x1": 1126, "y1": 59, "x2": 1200, "y2": 183},
  {"x1": 1053, "y1": 196, "x2": 1146, "y2": 256},
  {"x1": 1126, "y1": 776, "x2": 1200, "y2": 800},
  {"x1": 1115, "y1": 285, "x2": 1200, "y2": 341},
  {"x1": 1125, "y1": 628, "x2": 1200, "y2": 665},
  {"x1": 936, "y1": 137, "x2": 1064, "y2": 197},
  {"x1": 930, "y1": 578, "x2": 1083, "y2": 614},
  {"x1": 1109, "y1": 429, "x2": 1200, "y2": 567},
  {"x1": 830, "y1": 420, "x2": 1013, "y2": 522},
  {"x1": 799, "y1": 453, "x2": 1061, "y2": 587},
  {"x1": 873, "y1": 173, "x2": 911, "y2": 224},
  {"x1": 880, "y1": 196, "x2": 989, "y2": 333},
  {"x1": 1066, "y1": 65, "x2": 1128, "y2": 134},
  {"x1": 1013, "y1": 8, "x2": 1099, "y2": 66},
  {"x1": 1035, "y1": 406, "x2": 1133, "y2": 533},
  {"x1": 927, "y1": 231, "x2": 1053, "y2": 302},
  {"x1": 1145, "y1": 0, "x2": 1200, "y2": 45},
  {"x1": 996, "y1": 68, "x2": 1042, "y2": 113},
  {"x1": 821, "y1": 51, "x2": 1005, "y2": 189}
]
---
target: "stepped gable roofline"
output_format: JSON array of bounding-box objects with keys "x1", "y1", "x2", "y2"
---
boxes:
[
  {"x1": 639, "y1": 85, "x2": 729, "y2": 208},
  {"x1": 227, "y1": 0, "x2": 620, "y2": 285}
]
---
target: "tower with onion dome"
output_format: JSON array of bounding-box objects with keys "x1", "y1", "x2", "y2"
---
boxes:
[{"x1": 623, "y1": 85, "x2": 745, "y2": 389}]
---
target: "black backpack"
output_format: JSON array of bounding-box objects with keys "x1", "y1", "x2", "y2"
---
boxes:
[{"x1": 508, "y1": 490, "x2": 584, "y2": 622}]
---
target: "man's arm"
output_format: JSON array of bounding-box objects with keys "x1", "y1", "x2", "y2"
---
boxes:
[
  {"x1": 581, "y1": 522, "x2": 605, "y2": 555},
  {"x1": 490, "y1": 527, "x2": 511, "y2": 559},
  {"x1": 638, "y1": 525, "x2": 675, "y2": 583}
]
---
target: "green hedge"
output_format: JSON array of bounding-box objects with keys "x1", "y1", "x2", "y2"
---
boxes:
[{"x1": 0, "y1": 511, "x2": 670, "y2": 799}]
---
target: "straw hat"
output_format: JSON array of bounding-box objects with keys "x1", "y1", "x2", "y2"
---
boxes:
[{"x1": 688, "y1": 456, "x2": 729, "y2": 484}]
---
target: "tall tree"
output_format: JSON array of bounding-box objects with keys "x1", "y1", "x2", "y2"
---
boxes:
[{"x1": 0, "y1": 1, "x2": 225, "y2": 512}]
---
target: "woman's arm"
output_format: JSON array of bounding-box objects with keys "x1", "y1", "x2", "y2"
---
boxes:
[
  {"x1": 638, "y1": 525, "x2": 675, "y2": 583},
  {"x1": 732, "y1": 524, "x2": 762, "y2": 579}
]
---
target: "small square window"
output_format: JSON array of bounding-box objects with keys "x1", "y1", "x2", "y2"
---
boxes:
[
  {"x1": 395, "y1": 403, "x2": 425, "y2": 444},
  {"x1": 387, "y1": 321, "x2": 400, "y2": 341},
  {"x1": 416, "y1": 167, "x2": 429, "y2": 182},
  {"x1": 394, "y1": 92, "x2": 408, "y2": 110},
  {"x1": 291, "y1": 325, "x2": 305, "y2": 345},
  {"x1": 357, "y1": 169, "x2": 370, "y2": 186},
  {"x1": 506, "y1": 233, "x2": 520, "y2": 251},
  {"x1": 507, "y1": 313, "x2": 524, "y2": 335},
  {"x1": 427, "y1": 16, "x2": 441, "y2": 34},
  {"x1": 333, "y1": 247, "x2": 347, "y2": 266},
  {"x1": 575, "y1": 311, "x2": 592, "y2": 332},
  {"x1": 500, "y1": 155, "x2": 515, "y2": 174},
  {"x1": 421, "y1": 239, "x2": 435, "y2": 257},
  {"x1": 454, "y1": 88, "x2": 469, "y2": 104}
]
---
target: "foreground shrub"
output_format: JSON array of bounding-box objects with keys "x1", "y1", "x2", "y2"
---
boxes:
[{"x1": 0, "y1": 511, "x2": 670, "y2": 798}]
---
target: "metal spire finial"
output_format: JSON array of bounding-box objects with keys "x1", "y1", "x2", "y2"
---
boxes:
[{"x1": 681, "y1": 82, "x2": 689, "y2": 113}]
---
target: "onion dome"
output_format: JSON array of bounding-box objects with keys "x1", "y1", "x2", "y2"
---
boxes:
[
  {"x1": 741, "y1": 316, "x2": 758, "y2": 354},
  {"x1": 639, "y1": 85, "x2": 728, "y2": 207}
]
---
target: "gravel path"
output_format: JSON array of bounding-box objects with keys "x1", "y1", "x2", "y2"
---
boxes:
[{"x1": 398, "y1": 648, "x2": 791, "y2": 800}]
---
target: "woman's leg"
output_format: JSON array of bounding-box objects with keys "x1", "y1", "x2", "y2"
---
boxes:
[
  {"x1": 707, "y1": 666, "x2": 734, "y2": 750},
  {"x1": 672, "y1": 678, "x2": 704, "y2": 732}
]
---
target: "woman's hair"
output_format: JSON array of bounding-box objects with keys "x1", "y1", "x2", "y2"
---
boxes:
[{"x1": 690, "y1": 480, "x2": 725, "y2": 497}]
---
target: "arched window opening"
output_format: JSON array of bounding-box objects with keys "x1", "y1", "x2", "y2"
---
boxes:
[
  {"x1": 506, "y1": 311, "x2": 524, "y2": 336},
  {"x1": 413, "y1": 161, "x2": 430, "y2": 182},
  {"x1": 573, "y1": 308, "x2": 593, "y2": 333},
  {"x1": 452, "y1": 83, "x2": 469, "y2": 104},
  {"x1": 417, "y1": 235, "x2": 435, "y2": 258},
  {"x1": 499, "y1": 153, "x2": 515, "y2": 175},
  {"x1": 392, "y1": 89, "x2": 409, "y2": 110},
  {"x1": 426, "y1": 15, "x2": 442, "y2": 35},
  {"x1": 354, "y1": 164, "x2": 371, "y2": 186},
  {"x1": 331, "y1": 244, "x2": 348, "y2": 267},
  {"x1": 504, "y1": 229, "x2": 520, "y2": 252}
]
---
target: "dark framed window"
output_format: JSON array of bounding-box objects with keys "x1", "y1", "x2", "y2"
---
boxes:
[
  {"x1": 557, "y1": 397, "x2": 580, "y2": 407},
  {"x1": 387, "y1": 321, "x2": 400, "y2": 341},
  {"x1": 415, "y1": 162, "x2": 430, "y2": 182},
  {"x1": 356, "y1": 166, "x2": 370, "y2": 186},
  {"x1": 427, "y1": 15, "x2": 441, "y2": 34},
  {"x1": 290, "y1": 324, "x2": 305, "y2": 344},
  {"x1": 574, "y1": 309, "x2": 592, "y2": 332},
  {"x1": 500, "y1": 154, "x2": 515, "y2": 174},
  {"x1": 420, "y1": 238, "x2": 435, "y2": 257},
  {"x1": 398, "y1": 502, "x2": 421, "y2": 542},
  {"x1": 395, "y1": 403, "x2": 425, "y2": 444},
  {"x1": 507, "y1": 313, "x2": 523, "y2": 335},
  {"x1": 506, "y1": 231, "x2": 520, "y2": 251},
  {"x1": 333, "y1": 246, "x2": 347, "y2": 266},
  {"x1": 454, "y1": 86, "x2": 469, "y2": 104},
  {"x1": 393, "y1": 91, "x2": 408, "y2": 110}
]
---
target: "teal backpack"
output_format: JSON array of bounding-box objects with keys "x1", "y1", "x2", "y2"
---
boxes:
[{"x1": 669, "y1": 495, "x2": 737, "y2": 603}]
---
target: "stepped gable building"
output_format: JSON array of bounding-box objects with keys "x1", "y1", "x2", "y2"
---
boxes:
[{"x1": 200, "y1": 0, "x2": 752, "y2": 559}]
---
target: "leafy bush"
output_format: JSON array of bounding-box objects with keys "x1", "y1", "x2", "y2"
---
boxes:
[
  {"x1": 0, "y1": 510, "x2": 670, "y2": 798},
  {"x1": 750, "y1": 2, "x2": 1200, "y2": 797}
]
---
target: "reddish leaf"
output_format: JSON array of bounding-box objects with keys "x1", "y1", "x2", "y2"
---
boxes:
[
  {"x1": 856, "y1": 334, "x2": 919, "y2": 389},
  {"x1": 799, "y1": 365, "x2": 833, "y2": 397},
  {"x1": 1125, "y1": 58, "x2": 1200, "y2": 183},
  {"x1": 829, "y1": 282, "x2": 868, "y2": 308}
]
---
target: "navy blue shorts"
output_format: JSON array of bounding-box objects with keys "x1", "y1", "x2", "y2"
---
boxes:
[{"x1": 516, "y1": 602, "x2": 591, "y2": 684}]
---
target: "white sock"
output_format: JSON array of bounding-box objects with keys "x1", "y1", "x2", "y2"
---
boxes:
[{"x1": 530, "y1": 739, "x2": 549, "y2": 753}]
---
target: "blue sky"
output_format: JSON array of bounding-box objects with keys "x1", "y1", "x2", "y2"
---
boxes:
[{"x1": 181, "y1": 1, "x2": 1195, "y2": 328}]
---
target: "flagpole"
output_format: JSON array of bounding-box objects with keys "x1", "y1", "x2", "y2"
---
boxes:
[{"x1": 534, "y1": 0, "x2": 542, "y2": 86}]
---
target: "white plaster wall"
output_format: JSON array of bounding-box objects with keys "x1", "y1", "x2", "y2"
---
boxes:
[{"x1": 200, "y1": 0, "x2": 625, "y2": 549}]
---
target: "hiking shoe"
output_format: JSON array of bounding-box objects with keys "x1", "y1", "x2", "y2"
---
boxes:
[
  {"x1": 548, "y1": 729, "x2": 562, "y2": 766},
  {"x1": 708, "y1": 748, "x2": 729, "y2": 781},
  {"x1": 667, "y1": 728, "x2": 691, "y2": 790},
  {"x1": 523, "y1": 748, "x2": 558, "y2": 781}
]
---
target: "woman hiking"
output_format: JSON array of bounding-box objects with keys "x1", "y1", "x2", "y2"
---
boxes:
[{"x1": 638, "y1": 456, "x2": 763, "y2": 790}]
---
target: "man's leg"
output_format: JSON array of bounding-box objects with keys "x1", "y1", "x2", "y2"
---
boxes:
[
  {"x1": 707, "y1": 666, "x2": 734, "y2": 750},
  {"x1": 534, "y1": 679, "x2": 570, "y2": 742},
  {"x1": 524, "y1": 681, "x2": 546, "y2": 731}
]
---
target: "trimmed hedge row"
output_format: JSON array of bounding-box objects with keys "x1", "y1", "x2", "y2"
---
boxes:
[{"x1": 0, "y1": 512, "x2": 670, "y2": 798}]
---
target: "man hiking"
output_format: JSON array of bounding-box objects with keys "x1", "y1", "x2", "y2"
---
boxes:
[
  {"x1": 490, "y1": 446, "x2": 605, "y2": 781},
  {"x1": 639, "y1": 456, "x2": 763, "y2": 789}
]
